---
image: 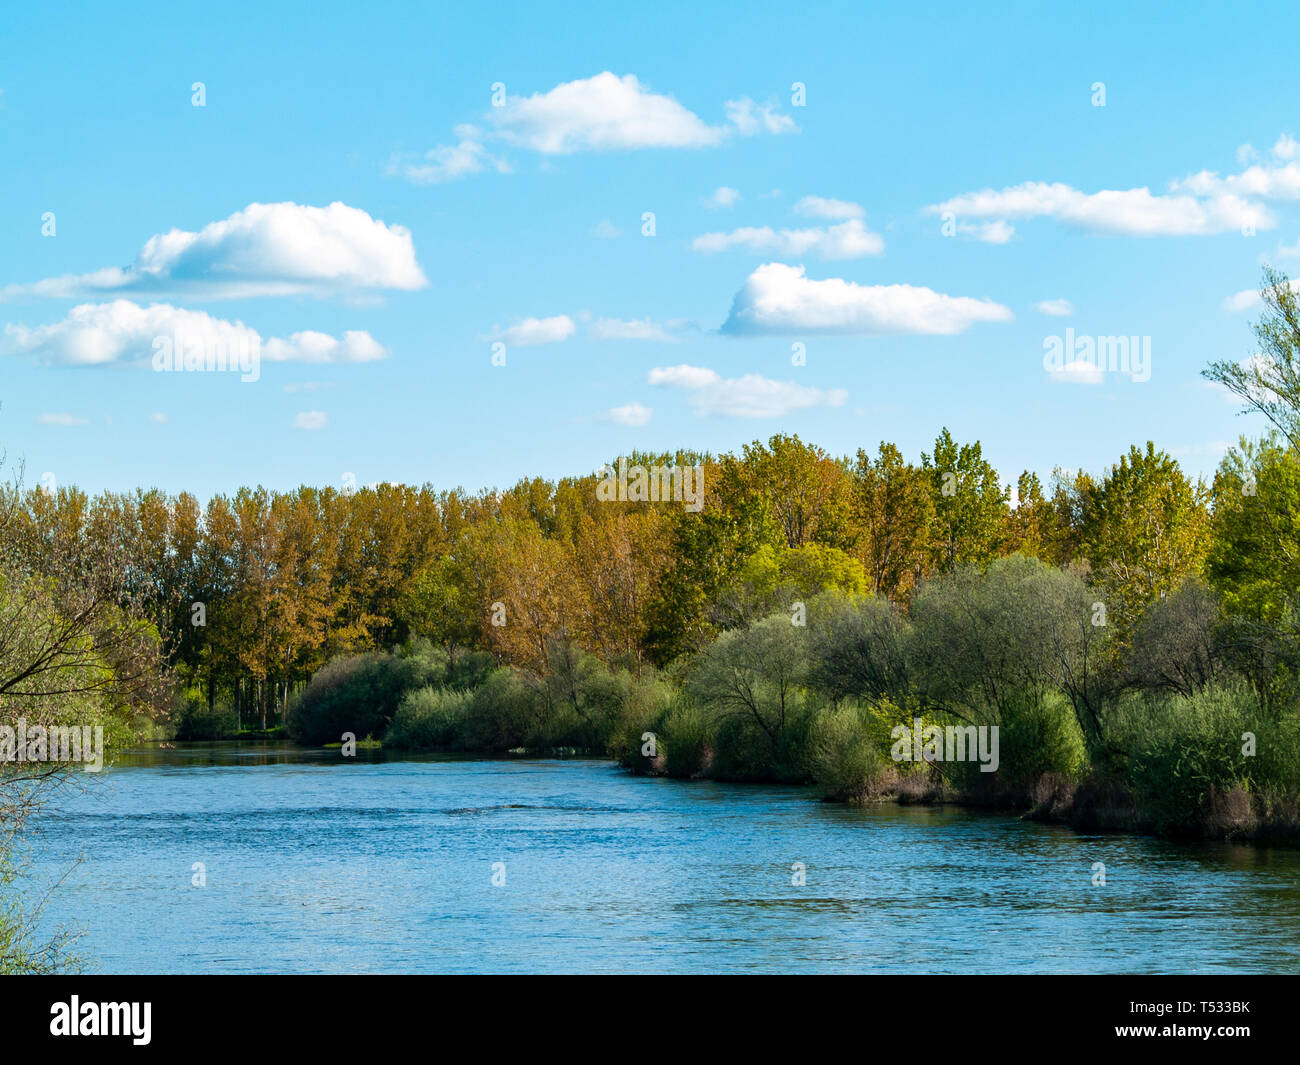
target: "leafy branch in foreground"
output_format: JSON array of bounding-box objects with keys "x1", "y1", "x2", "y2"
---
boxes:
[{"x1": 1204, "y1": 266, "x2": 1300, "y2": 451}]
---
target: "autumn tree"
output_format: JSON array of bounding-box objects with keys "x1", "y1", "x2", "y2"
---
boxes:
[{"x1": 849, "y1": 442, "x2": 933, "y2": 601}]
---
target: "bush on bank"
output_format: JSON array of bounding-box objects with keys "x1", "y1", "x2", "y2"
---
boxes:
[{"x1": 281, "y1": 557, "x2": 1300, "y2": 843}]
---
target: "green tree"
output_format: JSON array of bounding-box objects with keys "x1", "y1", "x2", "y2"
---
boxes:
[
  {"x1": 850, "y1": 442, "x2": 933, "y2": 601},
  {"x1": 1078, "y1": 442, "x2": 1210, "y2": 643},
  {"x1": 922, "y1": 428, "x2": 1009, "y2": 570},
  {"x1": 1203, "y1": 267, "x2": 1300, "y2": 450}
]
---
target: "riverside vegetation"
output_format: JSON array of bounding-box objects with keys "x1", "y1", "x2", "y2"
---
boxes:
[{"x1": 5, "y1": 270, "x2": 1300, "y2": 971}]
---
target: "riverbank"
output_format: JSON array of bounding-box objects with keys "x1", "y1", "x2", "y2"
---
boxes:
[
  {"x1": 157, "y1": 722, "x2": 1300, "y2": 846},
  {"x1": 619, "y1": 751, "x2": 1300, "y2": 847}
]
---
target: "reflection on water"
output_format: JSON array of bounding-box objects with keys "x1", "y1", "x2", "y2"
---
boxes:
[{"x1": 27, "y1": 742, "x2": 1300, "y2": 974}]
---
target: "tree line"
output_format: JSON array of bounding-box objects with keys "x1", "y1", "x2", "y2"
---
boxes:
[{"x1": 4, "y1": 268, "x2": 1300, "y2": 853}]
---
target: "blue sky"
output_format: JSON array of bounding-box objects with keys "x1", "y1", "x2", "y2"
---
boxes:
[{"x1": 1, "y1": 0, "x2": 1296, "y2": 500}]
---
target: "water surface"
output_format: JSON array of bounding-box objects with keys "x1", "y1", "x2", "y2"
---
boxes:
[{"x1": 27, "y1": 742, "x2": 1300, "y2": 973}]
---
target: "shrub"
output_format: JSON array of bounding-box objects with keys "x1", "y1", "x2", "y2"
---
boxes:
[
  {"x1": 287, "y1": 650, "x2": 442, "y2": 746},
  {"x1": 386, "y1": 686, "x2": 473, "y2": 750},
  {"x1": 460, "y1": 668, "x2": 544, "y2": 751},
  {"x1": 809, "y1": 703, "x2": 887, "y2": 802},
  {"x1": 1123, "y1": 684, "x2": 1258, "y2": 836},
  {"x1": 609, "y1": 674, "x2": 675, "y2": 772},
  {"x1": 658, "y1": 697, "x2": 713, "y2": 778}
]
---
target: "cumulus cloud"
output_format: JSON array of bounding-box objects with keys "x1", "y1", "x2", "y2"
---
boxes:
[
  {"x1": 1035, "y1": 298, "x2": 1074, "y2": 316},
  {"x1": 294, "y1": 411, "x2": 328, "y2": 430},
  {"x1": 1224, "y1": 277, "x2": 1300, "y2": 312},
  {"x1": 723, "y1": 97, "x2": 798, "y2": 136},
  {"x1": 392, "y1": 137, "x2": 510, "y2": 184},
  {"x1": 0, "y1": 202, "x2": 428, "y2": 301},
  {"x1": 792, "y1": 196, "x2": 864, "y2": 220},
  {"x1": 398, "y1": 73, "x2": 797, "y2": 183},
  {"x1": 647, "y1": 364, "x2": 722, "y2": 389},
  {"x1": 720, "y1": 263, "x2": 1013, "y2": 336},
  {"x1": 929, "y1": 181, "x2": 1267, "y2": 237},
  {"x1": 694, "y1": 219, "x2": 884, "y2": 260},
  {"x1": 263, "y1": 330, "x2": 387, "y2": 363},
  {"x1": 492, "y1": 314, "x2": 576, "y2": 346},
  {"x1": 589, "y1": 317, "x2": 677, "y2": 342},
  {"x1": 37, "y1": 412, "x2": 89, "y2": 426},
  {"x1": 961, "y1": 220, "x2": 1015, "y2": 244},
  {"x1": 1224, "y1": 289, "x2": 1264, "y2": 312},
  {"x1": 1, "y1": 300, "x2": 388, "y2": 366},
  {"x1": 591, "y1": 219, "x2": 622, "y2": 238},
  {"x1": 489, "y1": 73, "x2": 727, "y2": 152},
  {"x1": 604, "y1": 402, "x2": 652, "y2": 426},
  {"x1": 1172, "y1": 166, "x2": 1300, "y2": 202},
  {"x1": 1173, "y1": 134, "x2": 1300, "y2": 201},
  {"x1": 1046, "y1": 360, "x2": 1104, "y2": 385},
  {"x1": 1273, "y1": 134, "x2": 1300, "y2": 161},
  {"x1": 648, "y1": 362, "x2": 845, "y2": 417},
  {"x1": 707, "y1": 186, "x2": 741, "y2": 209}
]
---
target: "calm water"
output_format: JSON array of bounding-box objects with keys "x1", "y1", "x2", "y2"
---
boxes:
[{"x1": 24, "y1": 742, "x2": 1300, "y2": 973}]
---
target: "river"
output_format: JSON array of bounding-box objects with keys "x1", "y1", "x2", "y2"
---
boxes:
[{"x1": 27, "y1": 742, "x2": 1300, "y2": 973}]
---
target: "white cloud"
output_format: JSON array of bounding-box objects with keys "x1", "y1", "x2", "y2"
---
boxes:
[
  {"x1": 294, "y1": 411, "x2": 328, "y2": 430},
  {"x1": 150, "y1": 412, "x2": 169, "y2": 424},
  {"x1": 263, "y1": 330, "x2": 387, "y2": 363},
  {"x1": 1173, "y1": 163, "x2": 1300, "y2": 202},
  {"x1": 490, "y1": 72, "x2": 725, "y2": 153},
  {"x1": 792, "y1": 196, "x2": 864, "y2": 221},
  {"x1": 493, "y1": 314, "x2": 576, "y2": 346},
  {"x1": 1223, "y1": 277, "x2": 1300, "y2": 312},
  {"x1": 724, "y1": 97, "x2": 798, "y2": 136},
  {"x1": 0, "y1": 202, "x2": 427, "y2": 301},
  {"x1": 649, "y1": 362, "x2": 845, "y2": 417},
  {"x1": 37, "y1": 412, "x2": 89, "y2": 426},
  {"x1": 693, "y1": 218, "x2": 884, "y2": 259},
  {"x1": 592, "y1": 219, "x2": 622, "y2": 238},
  {"x1": 1224, "y1": 289, "x2": 1263, "y2": 312},
  {"x1": 2, "y1": 300, "x2": 387, "y2": 366},
  {"x1": 1046, "y1": 359, "x2": 1104, "y2": 385},
  {"x1": 589, "y1": 317, "x2": 677, "y2": 342},
  {"x1": 721, "y1": 262, "x2": 1013, "y2": 336},
  {"x1": 604, "y1": 402, "x2": 652, "y2": 426},
  {"x1": 1272, "y1": 134, "x2": 1300, "y2": 161},
  {"x1": 397, "y1": 74, "x2": 797, "y2": 184},
  {"x1": 393, "y1": 138, "x2": 510, "y2": 184},
  {"x1": 1035, "y1": 298, "x2": 1074, "y2": 317},
  {"x1": 930, "y1": 181, "x2": 1267, "y2": 237},
  {"x1": 647, "y1": 364, "x2": 722, "y2": 389},
  {"x1": 960, "y1": 220, "x2": 1015, "y2": 244},
  {"x1": 707, "y1": 186, "x2": 741, "y2": 209}
]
